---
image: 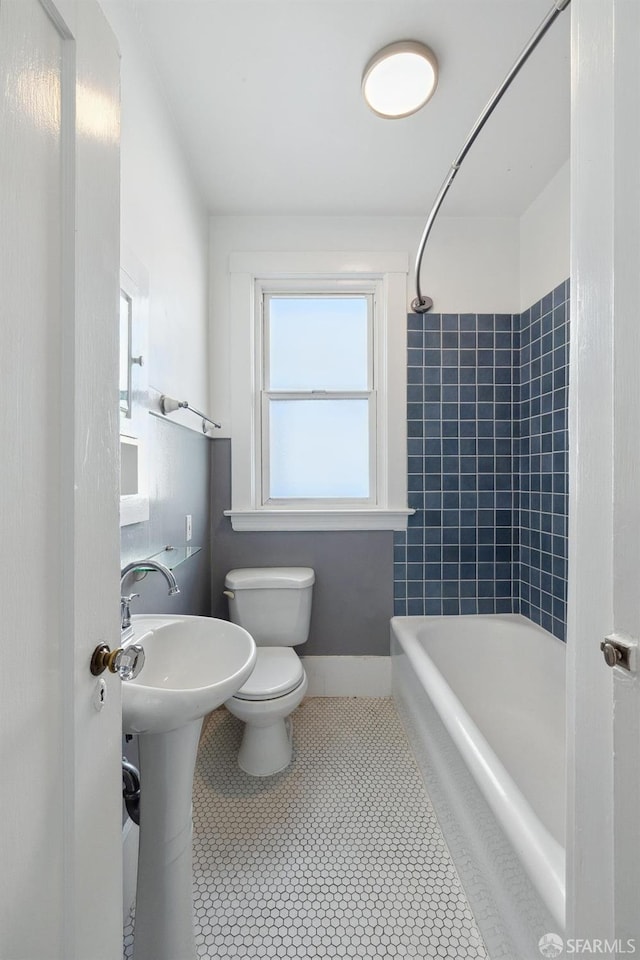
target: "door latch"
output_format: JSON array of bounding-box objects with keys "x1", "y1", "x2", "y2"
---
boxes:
[{"x1": 600, "y1": 634, "x2": 635, "y2": 671}]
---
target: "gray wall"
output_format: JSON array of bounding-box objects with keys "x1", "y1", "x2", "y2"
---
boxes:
[
  {"x1": 120, "y1": 414, "x2": 212, "y2": 822},
  {"x1": 120, "y1": 414, "x2": 212, "y2": 617},
  {"x1": 210, "y1": 439, "x2": 394, "y2": 656}
]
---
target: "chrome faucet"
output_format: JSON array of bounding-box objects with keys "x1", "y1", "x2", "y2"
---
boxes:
[{"x1": 120, "y1": 559, "x2": 180, "y2": 638}]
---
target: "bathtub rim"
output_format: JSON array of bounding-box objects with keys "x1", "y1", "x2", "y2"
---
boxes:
[{"x1": 391, "y1": 613, "x2": 565, "y2": 930}]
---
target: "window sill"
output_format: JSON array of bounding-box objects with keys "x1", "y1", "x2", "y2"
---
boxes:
[{"x1": 223, "y1": 509, "x2": 414, "y2": 532}]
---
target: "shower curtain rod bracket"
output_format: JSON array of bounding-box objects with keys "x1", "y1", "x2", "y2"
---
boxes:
[{"x1": 411, "y1": 295, "x2": 434, "y2": 315}]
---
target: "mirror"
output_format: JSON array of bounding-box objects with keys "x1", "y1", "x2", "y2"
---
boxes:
[
  {"x1": 120, "y1": 289, "x2": 133, "y2": 418},
  {"x1": 119, "y1": 259, "x2": 149, "y2": 526}
]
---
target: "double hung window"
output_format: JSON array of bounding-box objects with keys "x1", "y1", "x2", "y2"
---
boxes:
[
  {"x1": 261, "y1": 289, "x2": 375, "y2": 505},
  {"x1": 226, "y1": 251, "x2": 410, "y2": 531}
]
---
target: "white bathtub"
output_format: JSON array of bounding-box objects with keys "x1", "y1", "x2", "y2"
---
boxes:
[{"x1": 391, "y1": 614, "x2": 566, "y2": 955}]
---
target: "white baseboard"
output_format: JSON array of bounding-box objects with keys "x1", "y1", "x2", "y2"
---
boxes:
[
  {"x1": 301, "y1": 656, "x2": 391, "y2": 697},
  {"x1": 122, "y1": 817, "x2": 139, "y2": 916}
]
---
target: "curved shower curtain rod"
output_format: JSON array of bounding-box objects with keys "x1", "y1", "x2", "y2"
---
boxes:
[{"x1": 411, "y1": 0, "x2": 572, "y2": 314}]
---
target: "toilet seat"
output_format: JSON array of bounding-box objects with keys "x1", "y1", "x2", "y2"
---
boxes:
[{"x1": 233, "y1": 647, "x2": 305, "y2": 701}]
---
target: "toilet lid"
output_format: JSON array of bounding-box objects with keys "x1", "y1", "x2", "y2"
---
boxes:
[{"x1": 233, "y1": 647, "x2": 305, "y2": 701}]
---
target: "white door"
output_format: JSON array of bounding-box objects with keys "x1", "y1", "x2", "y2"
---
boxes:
[
  {"x1": 608, "y1": 1, "x2": 640, "y2": 945},
  {"x1": 0, "y1": 1, "x2": 122, "y2": 957},
  {"x1": 568, "y1": 0, "x2": 640, "y2": 949}
]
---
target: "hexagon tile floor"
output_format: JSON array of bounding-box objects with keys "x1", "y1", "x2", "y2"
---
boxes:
[{"x1": 123, "y1": 697, "x2": 488, "y2": 959}]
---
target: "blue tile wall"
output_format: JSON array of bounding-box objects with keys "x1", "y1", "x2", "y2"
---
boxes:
[
  {"x1": 516, "y1": 280, "x2": 569, "y2": 641},
  {"x1": 394, "y1": 311, "x2": 518, "y2": 619},
  {"x1": 394, "y1": 281, "x2": 570, "y2": 643}
]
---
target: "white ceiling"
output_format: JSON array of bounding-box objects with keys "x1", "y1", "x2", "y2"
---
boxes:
[{"x1": 131, "y1": 0, "x2": 570, "y2": 218}]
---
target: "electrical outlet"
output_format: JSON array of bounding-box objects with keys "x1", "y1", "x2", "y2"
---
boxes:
[{"x1": 185, "y1": 514, "x2": 192, "y2": 542}]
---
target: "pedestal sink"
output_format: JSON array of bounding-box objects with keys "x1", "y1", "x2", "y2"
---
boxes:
[{"x1": 122, "y1": 615, "x2": 256, "y2": 960}]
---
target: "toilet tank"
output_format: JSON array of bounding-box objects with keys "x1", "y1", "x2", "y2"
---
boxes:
[{"x1": 224, "y1": 567, "x2": 315, "y2": 647}]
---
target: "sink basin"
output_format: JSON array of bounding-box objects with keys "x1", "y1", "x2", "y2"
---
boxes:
[
  {"x1": 123, "y1": 614, "x2": 256, "y2": 960},
  {"x1": 123, "y1": 614, "x2": 256, "y2": 734}
]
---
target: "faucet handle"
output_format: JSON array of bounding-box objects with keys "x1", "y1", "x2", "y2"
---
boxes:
[{"x1": 120, "y1": 593, "x2": 140, "y2": 633}]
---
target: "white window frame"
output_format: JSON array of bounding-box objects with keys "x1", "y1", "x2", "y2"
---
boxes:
[
  {"x1": 226, "y1": 252, "x2": 412, "y2": 531},
  {"x1": 261, "y1": 283, "x2": 376, "y2": 507}
]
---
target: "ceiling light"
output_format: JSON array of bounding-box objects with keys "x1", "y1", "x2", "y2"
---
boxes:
[{"x1": 362, "y1": 41, "x2": 439, "y2": 119}]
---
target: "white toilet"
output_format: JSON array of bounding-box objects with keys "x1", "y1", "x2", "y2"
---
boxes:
[{"x1": 223, "y1": 567, "x2": 315, "y2": 776}]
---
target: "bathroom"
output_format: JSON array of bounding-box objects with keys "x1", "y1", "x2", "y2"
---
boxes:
[{"x1": 2, "y1": 0, "x2": 639, "y2": 958}]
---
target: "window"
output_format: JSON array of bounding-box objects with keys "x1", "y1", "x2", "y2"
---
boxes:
[
  {"x1": 263, "y1": 291, "x2": 374, "y2": 504},
  {"x1": 227, "y1": 252, "x2": 412, "y2": 531}
]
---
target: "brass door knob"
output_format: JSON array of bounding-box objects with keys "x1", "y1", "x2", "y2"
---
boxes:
[{"x1": 91, "y1": 642, "x2": 146, "y2": 680}]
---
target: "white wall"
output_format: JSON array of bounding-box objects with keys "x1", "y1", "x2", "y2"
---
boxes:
[
  {"x1": 100, "y1": 0, "x2": 209, "y2": 427},
  {"x1": 209, "y1": 214, "x2": 520, "y2": 436},
  {"x1": 520, "y1": 160, "x2": 570, "y2": 312},
  {"x1": 96, "y1": 3, "x2": 570, "y2": 443}
]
